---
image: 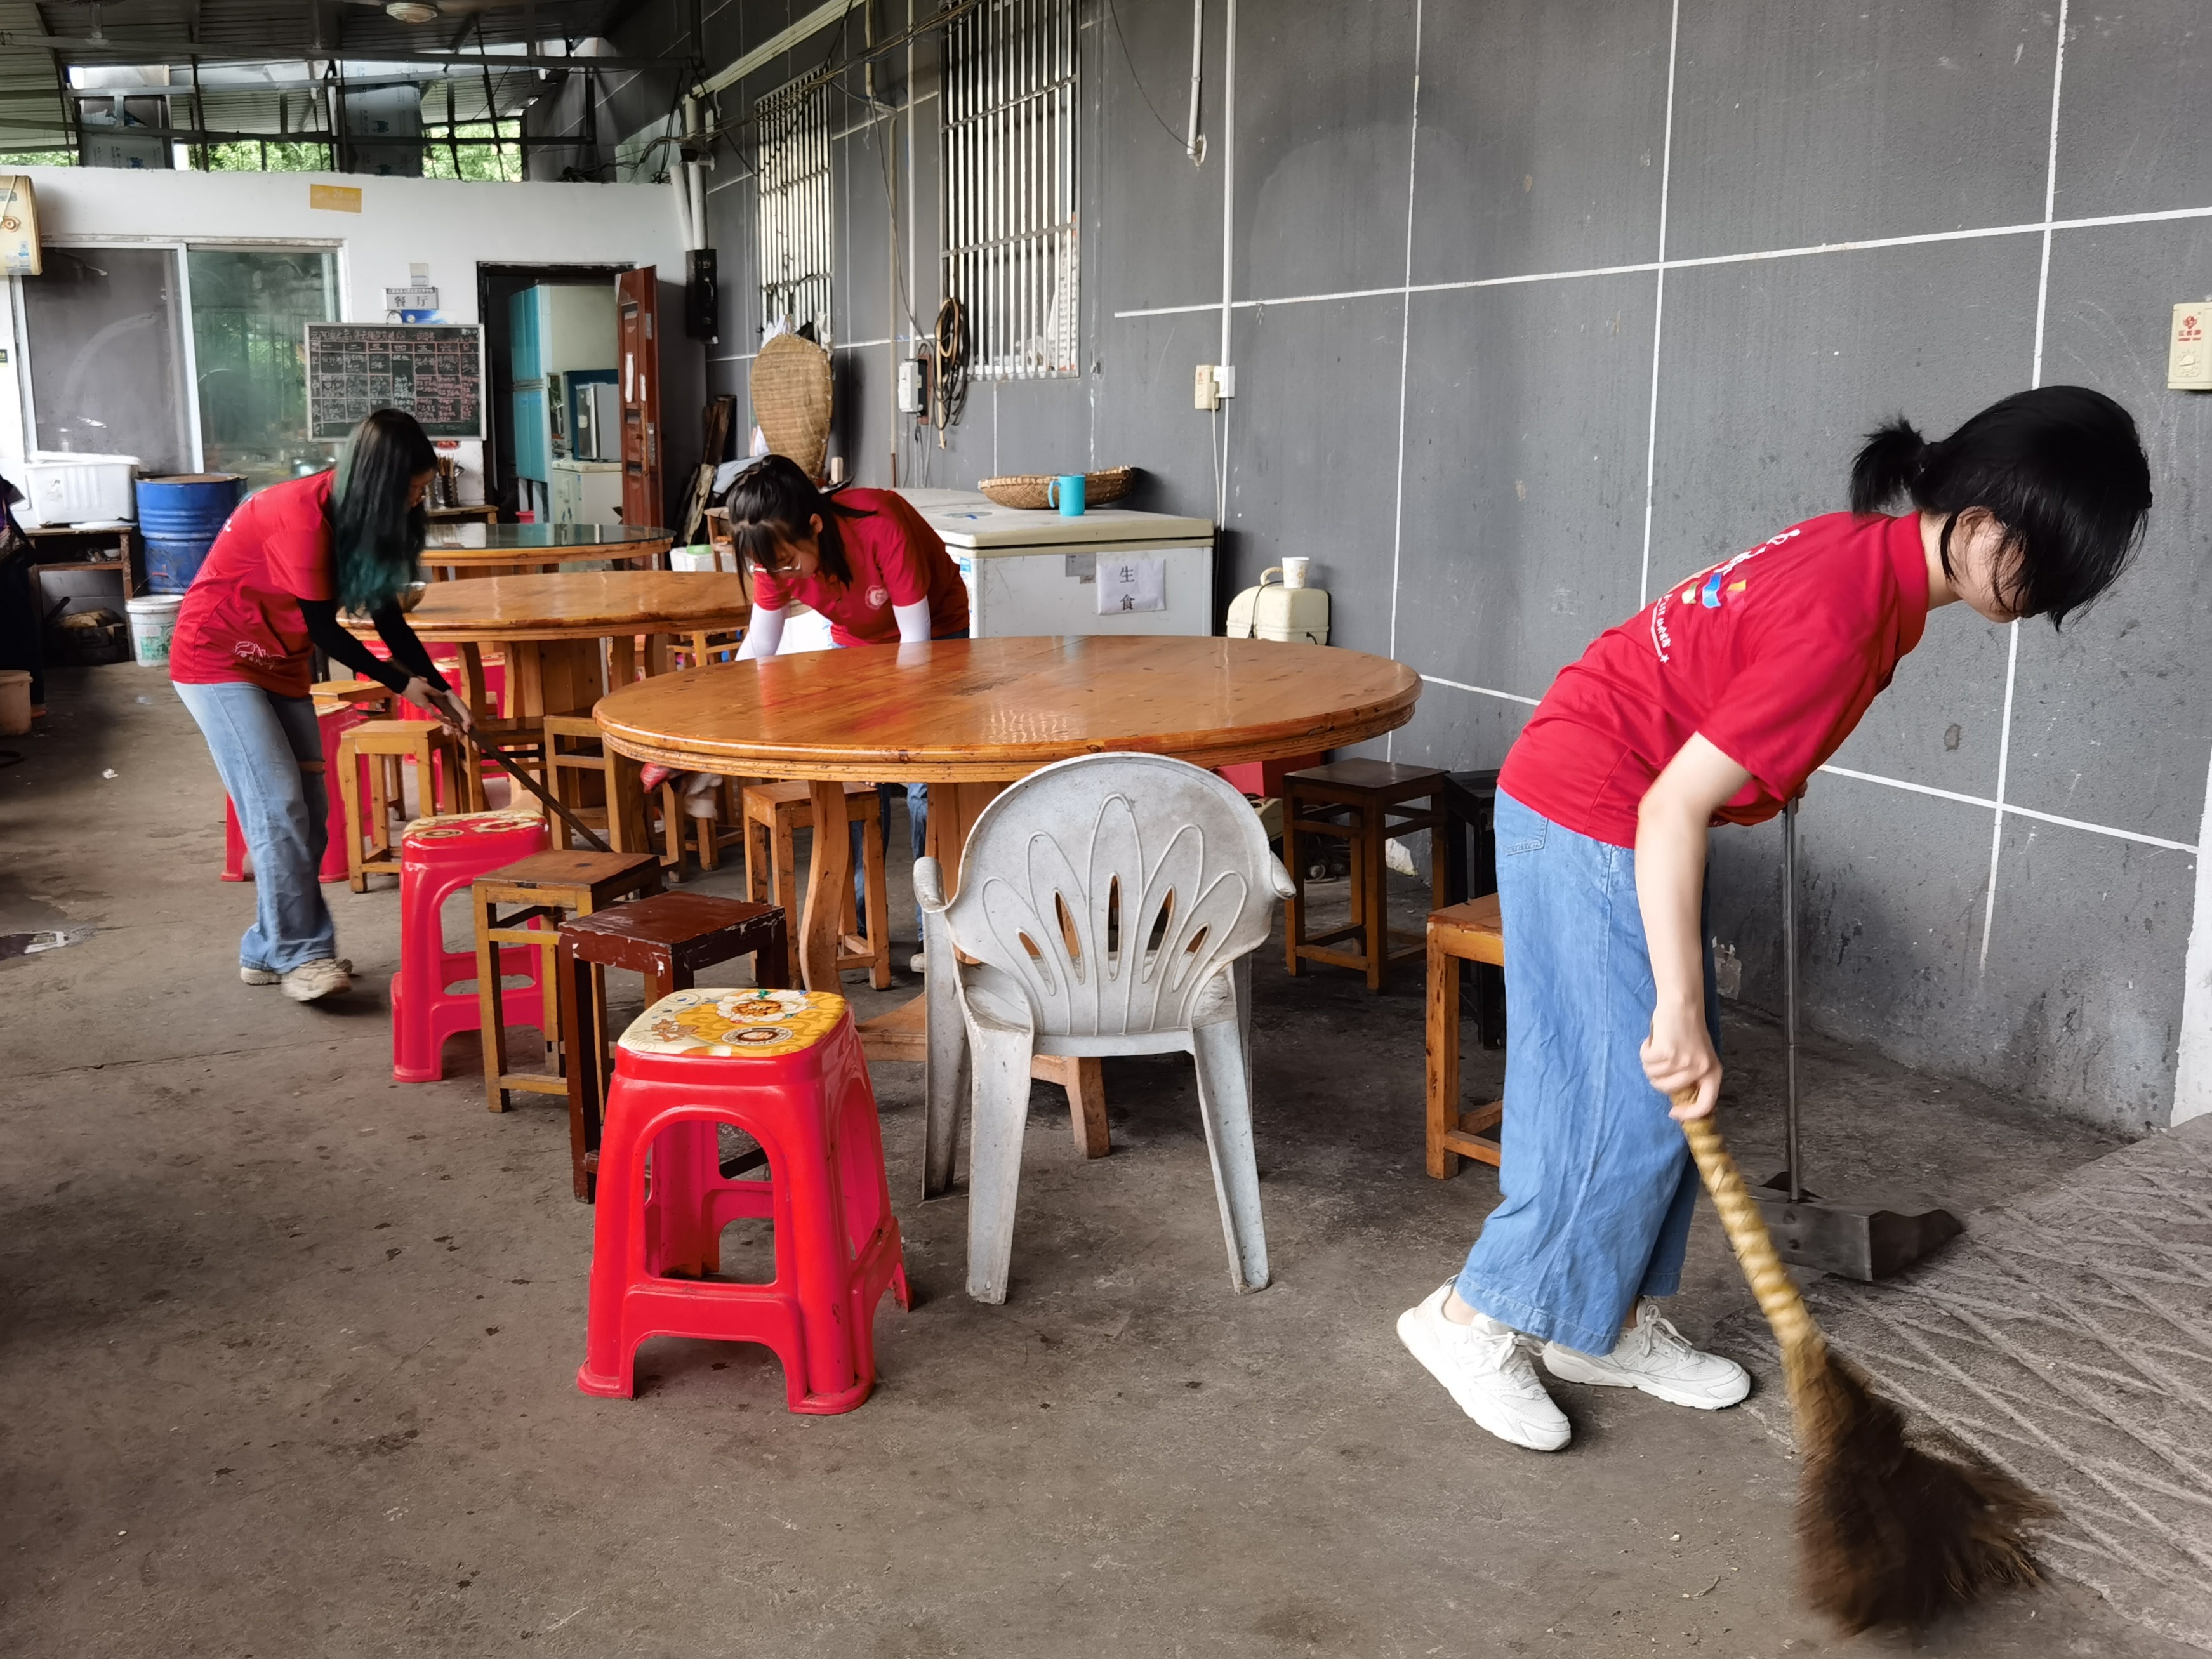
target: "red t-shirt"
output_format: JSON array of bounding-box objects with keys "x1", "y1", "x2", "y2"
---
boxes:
[
  {"x1": 168, "y1": 473, "x2": 334, "y2": 699},
  {"x1": 748, "y1": 488, "x2": 970, "y2": 646},
  {"x1": 1497, "y1": 512, "x2": 1929, "y2": 847}
]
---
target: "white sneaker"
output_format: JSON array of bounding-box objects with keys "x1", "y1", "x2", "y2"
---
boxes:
[
  {"x1": 909, "y1": 953, "x2": 927, "y2": 974},
  {"x1": 1396, "y1": 1284, "x2": 1570, "y2": 1451},
  {"x1": 281, "y1": 958, "x2": 353, "y2": 1003},
  {"x1": 1541, "y1": 1300, "x2": 1751, "y2": 1409},
  {"x1": 245, "y1": 956, "x2": 349, "y2": 987}
]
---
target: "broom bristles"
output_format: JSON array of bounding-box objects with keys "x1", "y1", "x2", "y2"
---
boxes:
[{"x1": 1787, "y1": 1344, "x2": 2055, "y2": 1632}]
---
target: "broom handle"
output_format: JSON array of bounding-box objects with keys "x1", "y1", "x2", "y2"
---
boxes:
[{"x1": 1675, "y1": 1092, "x2": 1820, "y2": 1354}]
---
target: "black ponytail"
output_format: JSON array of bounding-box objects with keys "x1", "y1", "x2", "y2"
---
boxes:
[
  {"x1": 1848, "y1": 387, "x2": 2151, "y2": 628},
  {"x1": 1849, "y1": 418, "x2": 1930, "y2": 515}
]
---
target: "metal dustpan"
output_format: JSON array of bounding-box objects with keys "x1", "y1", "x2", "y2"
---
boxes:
[{"x1": 1747, "y1": 798, "x2": 1963, "y2": 1283}]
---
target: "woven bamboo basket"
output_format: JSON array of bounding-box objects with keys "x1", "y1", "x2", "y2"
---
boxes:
[
  {"x1": 750, "y1": 334, "x2": 834, "y2": 482},
  {"x1": 977, "y1": 467, "x2": 1136, "y2": 511}
]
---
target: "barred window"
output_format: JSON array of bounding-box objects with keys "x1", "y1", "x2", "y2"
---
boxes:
[
  {"x1": 755, "y1": 76, "x2": 833, "y2": 341},
  {"x1": 942, "y1": 0, "x2": 1078, "y2": 380}
]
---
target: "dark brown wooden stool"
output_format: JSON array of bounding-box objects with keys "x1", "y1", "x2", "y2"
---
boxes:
[
  {"x1": 1427, "y1": 892, "x2": 1504, "y2": 1177},
  {"x1": 1283, "y1": 758, "x2": 1449, "y2": 991},
  {"x1": 557, "y1": 892, "x2": 790, "y2": 1201},
  {"x1": 470, "y1": 849, "x2": 665, "y2": 1112}
]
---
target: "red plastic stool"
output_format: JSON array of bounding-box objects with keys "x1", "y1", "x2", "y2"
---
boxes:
[
  {"x1": 222, "y1": 700, "x2": 374, "y2": 885},
  {"x1": 576, "y1": 988, "x2": 910, "y2": 1413},
  {"x1": 391, "y1": 810, "x2": 552, "y2": 1083}
]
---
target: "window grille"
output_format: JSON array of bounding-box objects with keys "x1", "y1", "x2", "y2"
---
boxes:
[
  {"x1": 942, "y1": 0, "x2": 1079, "y2": 380},
  {"x1": 755, "y1": 76, "x2": 833, "y2": 340}
]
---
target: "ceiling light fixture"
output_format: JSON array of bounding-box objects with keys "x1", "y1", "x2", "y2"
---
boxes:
[{"x1": 385, "y1": 1, "x2": 441, "y2": 22}]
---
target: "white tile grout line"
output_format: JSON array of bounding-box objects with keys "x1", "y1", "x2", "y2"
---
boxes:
[
  {"x1": 1109, "y1": 204, "x2": 2212, "y2": 322},
  {"x1": 1419, "y1": 673, "x2": 1539, "y2": 707},
  {"x1": 1636, "y1": 0, "x2": 1681, "y2": 610},
  {"x1": 1384, "y1": 0, "x2": 1424, "y2": 714},
  {"x1": 1980, "y1": 0, "x2": 2070, "y2": 973}
]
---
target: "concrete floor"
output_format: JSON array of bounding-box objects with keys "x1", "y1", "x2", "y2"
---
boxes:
[{"x1": 2, "y1": 663, "x2": 2199, "y2": 1658}]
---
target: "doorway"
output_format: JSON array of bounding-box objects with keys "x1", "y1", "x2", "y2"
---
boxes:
[{"x1": 476, "y1": 263, "x2": 629, "y2": 522}]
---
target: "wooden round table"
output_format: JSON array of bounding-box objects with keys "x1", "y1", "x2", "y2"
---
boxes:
[
  {"x1": 362, "y1": 569, "x2": 752, "y2": 718},
  {"x1": 421, "y1": 522, "x2": 672, "y2": 579},
  {"x1": 595, "y1": 635, "x2": 1422, "y2": 1187}
]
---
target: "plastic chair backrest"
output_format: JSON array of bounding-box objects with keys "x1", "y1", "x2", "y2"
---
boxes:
[{"x1": 941, "y1": 753, "x2": 1280, "y2": 1040}]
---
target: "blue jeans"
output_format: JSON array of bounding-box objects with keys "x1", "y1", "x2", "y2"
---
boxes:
[
  {"x1": 1454, "y1": 790, "x2": 1719, "y2": 1356},
  {"x1": 175, "y1": 679, "x2": 336, "y2": 974}
]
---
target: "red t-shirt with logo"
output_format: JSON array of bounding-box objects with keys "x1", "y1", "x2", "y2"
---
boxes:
[
  {"x1": 1497, "y1": 512, "x2": 1930, "y2": 848},
  {"x1": 748, "y1": 487, "x2": 970, "y2": 646},
  {"x1": 168, "y1": 473, "x2": 333, "y2": 699}
]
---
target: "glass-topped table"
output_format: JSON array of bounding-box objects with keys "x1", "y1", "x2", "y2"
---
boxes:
[{"x1": 421, "y1": 522, "x2": 673, "y2": 578}]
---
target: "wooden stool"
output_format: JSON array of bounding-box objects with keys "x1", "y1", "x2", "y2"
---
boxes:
[
  {"x1": 671, "y1": 773, "x2": 749, "y2": 873},
  {"x1": 1283, "y1": 758, "x2": 1449, "y2": 991},
  {"x1": 741, "y1": 780, "x2": 892, "y2": 991},
  {"x1": 336, "y1": 719, "x2": 467, "y2": 891},
  {"x1": 1426, "y1": 892, "x2": 1505, "y2": 1177},
  {"x1": 557, "y1": 893, "x2": 791, "y2": 1200},
  {"x1": 471, "y1": 848, "x2": 665, "y2": 1112}
]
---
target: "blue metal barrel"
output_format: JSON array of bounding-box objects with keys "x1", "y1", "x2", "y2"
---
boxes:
[{"x1": 138, "y1": 474, "x2": 244, "y2": 593}]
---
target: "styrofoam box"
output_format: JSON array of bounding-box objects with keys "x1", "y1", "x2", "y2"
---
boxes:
[{"x1": 18, "y1": 453, "x2": 139, "y2": 527}]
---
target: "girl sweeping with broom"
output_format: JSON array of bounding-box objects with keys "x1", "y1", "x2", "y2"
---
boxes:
[{"x1": 1399, "y1": 385, "x2": 2152, "y2": 1471}]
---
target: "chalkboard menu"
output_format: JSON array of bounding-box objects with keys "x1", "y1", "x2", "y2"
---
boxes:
[{"x1": 305, "y1": 322, "x2": 483, "y2": 439}]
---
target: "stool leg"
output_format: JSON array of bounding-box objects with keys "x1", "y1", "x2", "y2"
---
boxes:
[
  {"x1": 1361, "y1": 802, "x2": 1389, "y2": 993},
  {"x1": 773, "y1": 814, "x2": 802, "y2": 986},
  {"x1": 560, "y1": 938, "x2": 599, "y2": 1201},
  {"x1": 338, "y1": 743, "x2": 368, "y2": 892},
  {"x1": 475, "y1": 887, "x2": 510, "y2": 1112},
  {"x1": 1426, "y1": 925, "x2": 1460, "y2": 1179},
  {"x1": 861, "y1": 804, "x2": 892, "y2": 991},
  {"x1": 744, "y1": 811, "x2": 769, "y2": 904},
  {"x1": 1283, "y1": 791, "x2": 1305, "y2": 977}
]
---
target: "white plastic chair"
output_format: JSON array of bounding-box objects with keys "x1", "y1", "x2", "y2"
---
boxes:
[{"x1": 915, "y1": 751, "x2": 1295, "y2": 1304}]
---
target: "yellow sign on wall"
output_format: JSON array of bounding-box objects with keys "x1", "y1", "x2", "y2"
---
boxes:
[
  {"x1": 0, "y1": 176, "x2": 41, "y2": 275},
  {"x1": 308, "y1": 183, "x2": 362, "y2": 214}
]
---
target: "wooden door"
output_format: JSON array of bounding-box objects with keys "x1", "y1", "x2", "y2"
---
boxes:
[{"x1": 616, "y1": 268, "x2": 662, "y2": 529}]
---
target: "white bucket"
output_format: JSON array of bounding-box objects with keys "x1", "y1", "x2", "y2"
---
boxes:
[{"x1": 126, "y1": 593, "x2": 183, "y2": 666}]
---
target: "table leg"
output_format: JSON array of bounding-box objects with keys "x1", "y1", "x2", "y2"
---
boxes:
[
  {"x1": 798, "y1": 779, "x2": 852, "y2": 993},
  {"x1": 606, "y1": 633, "x2": 637, "y2": 691}
]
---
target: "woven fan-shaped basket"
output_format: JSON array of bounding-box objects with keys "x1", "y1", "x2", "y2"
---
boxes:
[
  {"x1": 977, "y1": 467, "x2": 1136, "y2": 511},
  {"x1": 750, "y1": 333, "x2": 834, "y2": 482}
]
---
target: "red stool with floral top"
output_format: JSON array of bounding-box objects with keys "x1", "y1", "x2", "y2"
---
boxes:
[
  {"x1": 576, "y1": 987, "x2": 910, "y2": 1414},
  {"x1": 390, "y1": 809, "x2": 552, "y2": 1083}
]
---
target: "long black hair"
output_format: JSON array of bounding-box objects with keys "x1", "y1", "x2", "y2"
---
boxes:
[
  {"x1": 721, "y1": 454, "x2": 873, "y2": 586},
  {"x1": 1849, "y1": 386, "x2": 2151, "y2": 628},
  {"x1": 329, "y1": 408, "x2": 436, "y2": 612}
]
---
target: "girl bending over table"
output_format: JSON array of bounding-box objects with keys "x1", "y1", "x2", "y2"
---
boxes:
[
  {"x1": 170, "y1": 409, "x2": 467, "y2": 1003},
  {"x1": 1398, "y1": 386, "x2": 2152, "y2": 1452},
  {"x1": 662, "y1": 457, "x2": 970, "y2": 967}
]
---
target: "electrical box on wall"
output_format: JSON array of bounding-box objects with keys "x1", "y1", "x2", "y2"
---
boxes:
[
  {"x1": 2169, "y1": 302, "x2": 2212, "y2": 391},
  {"x1": 685, "y1": 248, "x2": 719, "y2": 344},
  {"x1": 898, "y1": 357, "x2": 925, "y2": 414},
  {"x1": 0, "y1": 175, "x2": 39, "y2": 275}
]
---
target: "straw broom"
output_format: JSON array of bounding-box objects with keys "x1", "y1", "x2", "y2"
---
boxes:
[{"x1": 1673, "y1": 1092, "x2": 2054, "y2": 1631}]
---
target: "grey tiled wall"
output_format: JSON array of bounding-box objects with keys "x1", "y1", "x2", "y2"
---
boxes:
[{"x1": 576, "y1": 0, "x2": 2211, "y2": 1129}]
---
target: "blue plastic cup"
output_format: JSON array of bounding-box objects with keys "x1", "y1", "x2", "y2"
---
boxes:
[{"x1": 1047, "y1": 473, "x2": 1086, "y2": 516}]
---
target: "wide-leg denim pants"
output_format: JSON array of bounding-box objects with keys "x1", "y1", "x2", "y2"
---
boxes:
[
  {"x1": 1454, "y1": 789, "x2": 1720, "y2": 1357},
  {"x1": 175, "y1": 678, "x2": 338, "y2": 974}
]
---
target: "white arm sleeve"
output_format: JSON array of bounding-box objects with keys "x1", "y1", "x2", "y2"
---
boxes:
[
  {"x1": 736, "y1": 604, "x2": 787, "y2": 660},
  {"x1": 892, "y1": 598, "x2": 935, "y2": 644}
]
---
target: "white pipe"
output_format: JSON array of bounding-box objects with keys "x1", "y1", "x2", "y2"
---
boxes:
[
  {"x1": 1219, "y1": 0, "x2": 1235, "y2": 368},
  {"x1": 1184, "y1": 0, "x2": 1205, "y2": 166},
  {"x1": 684, "y1": 96, "x2": 706, "y2": 253}
]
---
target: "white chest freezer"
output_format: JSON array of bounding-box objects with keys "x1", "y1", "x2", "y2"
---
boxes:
[{"x1": 897, "y1": 489, "x2": 1216, "y2": 637}]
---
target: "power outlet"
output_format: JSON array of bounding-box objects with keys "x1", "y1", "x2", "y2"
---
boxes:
[
  {"x1": 1193, "y1": 362, "x2": 1220, "y2": 411},
  {"x1": 897, "y1": 357, "x2": 925, "y2": 414}
]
